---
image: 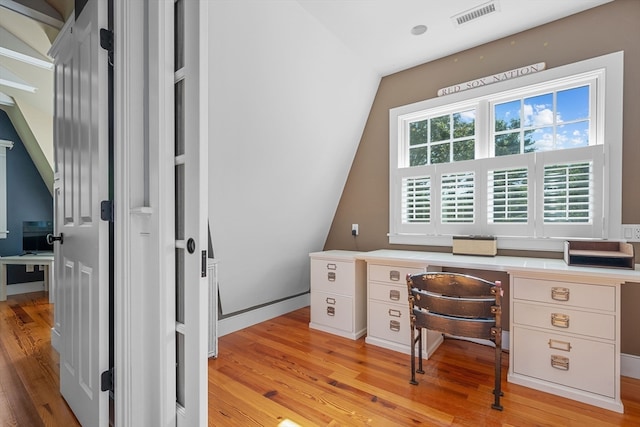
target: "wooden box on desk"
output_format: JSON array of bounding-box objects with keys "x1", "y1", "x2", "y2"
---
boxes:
[
  {"x1": 563, "y1": 240, "x2": 635, "y2": 269},
  {"x1": 452, "y1": 235, "x2": 497, "y2": 256}
]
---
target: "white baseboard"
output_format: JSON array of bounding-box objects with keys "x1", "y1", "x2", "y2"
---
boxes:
[
  {"x1": 621, "y1": 353, "x2": 640, "y2": 379},
  {"x1": 218, "y1": 294, "x2": 310, "y2": 337},
  {"x1": 6, "y1": 281, "x2": 45, "y2": 295}
]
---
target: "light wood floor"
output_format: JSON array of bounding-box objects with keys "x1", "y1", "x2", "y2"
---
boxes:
[
  {"x1": 0, "y1": 292, "x2": 80, "y2": 426},
  {"x1": 2, "y1": 292, "x2": 639, "y2": 426},
  {"x1": 209, "y1": 306, "x2": 640, "y2": 426}
]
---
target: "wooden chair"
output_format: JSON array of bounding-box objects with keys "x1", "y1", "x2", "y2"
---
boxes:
[{"x1": 407, "y1": 272, "x2": 504, "y2": 410}]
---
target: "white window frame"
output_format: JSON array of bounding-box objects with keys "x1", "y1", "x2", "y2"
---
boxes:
[
  {"x1": 389, "y1": 52, "x2": 623, "y2": 251},
  {"x1": 0, "y1": 139, "x2": 13, "y2": 239}
]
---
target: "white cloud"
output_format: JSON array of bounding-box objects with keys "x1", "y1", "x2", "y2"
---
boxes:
[{"x1": 529, "y1": 128, "x2": 554, "y2": 151}]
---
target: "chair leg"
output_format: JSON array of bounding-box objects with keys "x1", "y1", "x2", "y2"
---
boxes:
[
  {"x1": 416, "y1": 327, "x2": 424, "y2": 374},
  {"x1": 410, "y1": 326, "x2": 418, "y2": 385},
  {"x1": 491, "y1": 336, "x2": 503, "y2": 411}
]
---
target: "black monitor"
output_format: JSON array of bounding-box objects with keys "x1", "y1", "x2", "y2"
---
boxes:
[{"x1": 22, "y1": 221, "x2": 53, "y2": 253}]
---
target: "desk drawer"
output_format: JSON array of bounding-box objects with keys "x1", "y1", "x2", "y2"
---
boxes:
[
  {"x1": 310, "y1": 259, "x2": 354, "y2": 296},
  {"x1": 512, "y1": 326, "x2": 615, "y2": 398},
  {"x1": 369, "y1": 264, "x2": 424, "y2": 285},
  {"x1": 369, "y1": 282, "x2": 408, "y2": 304},
  {"x1": 512, "y1": 277, "x2": 615, "y2": 312},
  {"x1": 513, "y1": 301, "x2": 615, "y2": 340},
  {"x1": 368, "y1": 300, "x2": 408, "y2": 345},
  {"x1": 310, "y1": 291, "x2": 353, "y2": 333}
]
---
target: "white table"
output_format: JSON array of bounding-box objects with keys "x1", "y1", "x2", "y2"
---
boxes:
[
  {"x1": 357, "y1": 249, "x2": 640, "y2": 413},
  {"x1": 0, "y1": 253, "x2": 55, "y2": 303}
]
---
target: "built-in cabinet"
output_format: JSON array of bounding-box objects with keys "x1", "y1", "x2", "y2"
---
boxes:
[
  {"x1": 509, "y1": 271, "x2": 621, "y2": 412},
  {"x1": 365, "y1": 262, "x2": 443, "y2": 357},
  {"x1": 309, "y1": 251, "x2": 366, "y2": 339},
  {"x1": 310, "y1": 249, "x2": 638, "y2": 413}
]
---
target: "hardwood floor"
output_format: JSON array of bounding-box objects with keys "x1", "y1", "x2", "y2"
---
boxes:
[
  {"x1": 0, "y1": 292, "x2": 79, "y2": 427},
  {"x1": 2, "y1": 292, "x2": 639, "y2": 426},
  {"x1": 209, "y1": 307, "x2": 640, "y2": 426}
]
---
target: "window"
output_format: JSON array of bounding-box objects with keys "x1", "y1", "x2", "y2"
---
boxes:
[
  {"x1": 408, "y1": 109, "x2": 476, "y2": 165},
  {"x1": 389, "y1": 52, "x2": 623, "y2": 251},
  {"x1": 0, "y1": 139, "x2": 13, "y2": 239},
  {"x1": 493, "y1": 84, "x2": 592, "y2": 156}
]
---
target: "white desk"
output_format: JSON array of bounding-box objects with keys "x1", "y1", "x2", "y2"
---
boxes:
[
  {"x1": 357, "y1": 249, "x2": 640, "y2": 413},
  {"x1": 0, "y1": 253, "x2": 55, "y2": 303}
]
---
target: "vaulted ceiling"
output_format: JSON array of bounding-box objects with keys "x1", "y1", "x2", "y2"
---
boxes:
[
  {"x1": 0, "y1": 0, "x2": 70, "y2": 194},
  {"x1": 0, "y1": 0, "x2": 612, "y2": 196}
]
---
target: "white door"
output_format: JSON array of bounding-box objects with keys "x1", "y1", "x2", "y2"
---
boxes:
[
  {"x1": 174, "y1": 0, "x2": 209, "y2": 425},
  {"x1": 50, "y1": 1, "x2": 110, "y2": 425}
]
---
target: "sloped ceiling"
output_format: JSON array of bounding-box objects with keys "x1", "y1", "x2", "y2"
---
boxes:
[{"x1": 0, "y1": 0, "x2": 70, "y2": 194}]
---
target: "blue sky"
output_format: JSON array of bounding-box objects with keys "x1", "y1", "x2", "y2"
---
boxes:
[{"x1": 494, "y1": 85, "x2": 590, "y2": 152}]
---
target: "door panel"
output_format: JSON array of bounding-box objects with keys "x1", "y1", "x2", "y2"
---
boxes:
[
  {"x1": 174, "y1": 0, "x2": 208, "y2": 425},
  {"x1": 51, "y1": 0, "x2": 109, "y2": 425}
]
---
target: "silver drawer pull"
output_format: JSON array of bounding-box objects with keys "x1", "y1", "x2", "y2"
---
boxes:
[
  {"x1": 548, "y1": 339, "x2": 572, "y2": 352},
  {"x1": 327, "y1": 263, "x2": 337, "y2": 270},
  {"x1": 327, "y1": 272, "x2": 336, "y2": 282},
  {"x1": 327, "y1": 306, "x2": 335, "y2": 316},
  {"x1": 389, "y1": 290, "x2": 401, "y2": 301},
  {"x1": 551, "y1": 287, "x2": 570, "y2": 301},
  {"x1": 551, "y1": 313, "x2": 570, "y2": 328},
  {"x1": 389, "y1": 270, "x2": 400, "y2": 281},
  {"x1": 326, "y1": 297, "x2": 336, "y2": 305},
  {"x1": 551, "y1": 355, "x2": 570, "y2": 370},
  {"x1": 388, "y1": 309, "x2": 402, "y2": 318},
  {"x1": 389, "y1": 320, "x2": 401, "y2": 332}
]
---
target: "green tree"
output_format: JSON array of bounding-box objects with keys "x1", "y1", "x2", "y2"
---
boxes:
[{"x1": 494, "y1": 118, "x2": 535, "y2": 156}]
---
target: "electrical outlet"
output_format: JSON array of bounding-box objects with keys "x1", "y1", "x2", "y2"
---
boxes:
[
  {"x1": 622, "y1": 224, "x2": 640, "y2": 242},
  {"x1": 351, "y1": 224, "x2": 359, "y2": 236}
]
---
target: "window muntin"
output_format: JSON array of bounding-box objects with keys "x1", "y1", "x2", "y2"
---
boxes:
[{"x1": 389, "y1": 53, "x2": 622, "y2": 249}]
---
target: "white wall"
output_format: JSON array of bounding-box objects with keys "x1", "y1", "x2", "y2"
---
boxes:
[{"x1": 208, "y1": 0, "x2": 379, "y2": 315}]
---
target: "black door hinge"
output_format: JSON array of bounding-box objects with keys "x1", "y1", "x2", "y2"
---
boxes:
[
  {"x1": 201, "y1": 250, "x2": 207, "y2": 278},
  {"x1": 101, "y1": 367, "x2": 114, "y2": 392},
  {"x1": 101, "y1": 200, "x2": 114, "y2": 222},
  {"x1": 100, "y1": 28, "x2": 114, "y2": 66},
  {"x1": 100, "y1": 28, "x2": 113, "y2": 52}
]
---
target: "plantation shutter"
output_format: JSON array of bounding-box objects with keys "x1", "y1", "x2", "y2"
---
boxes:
[
  {"x1": 536, "y1": 145, "x2": 604, "y2": 239},
  {"x1": 402, "y1": 175, "x2": 431, "y2": 224},
  {"x1": 441, "y1": 171, "x2": 475, "y2": 224}
]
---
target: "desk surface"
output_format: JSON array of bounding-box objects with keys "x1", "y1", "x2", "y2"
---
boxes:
[
  {"x1": 0, "y1": 253, "x2": 54, "y2": 263},
  {"x1": 355, "y1": 249, "x2": 640, "y2": 283},
  {"x1": 0, "y1": 253, "x2": 55, "y2": 302}
]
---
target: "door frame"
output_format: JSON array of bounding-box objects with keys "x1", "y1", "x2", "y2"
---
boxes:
[{"x1": 113, "y1": 0, "x2": 180, "y2": 425}]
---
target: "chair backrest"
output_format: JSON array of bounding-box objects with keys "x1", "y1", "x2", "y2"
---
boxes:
[
  {"x1": 407, "y1": 272, "x2": 501, "y2": 340},
  {"x1": 407, "y1": 272, "x2": 504, "y2": 410}
]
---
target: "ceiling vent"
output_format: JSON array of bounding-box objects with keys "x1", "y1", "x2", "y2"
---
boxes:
[{"x1": 452, "y1": 1, "x2": 500, "y2": 27}]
